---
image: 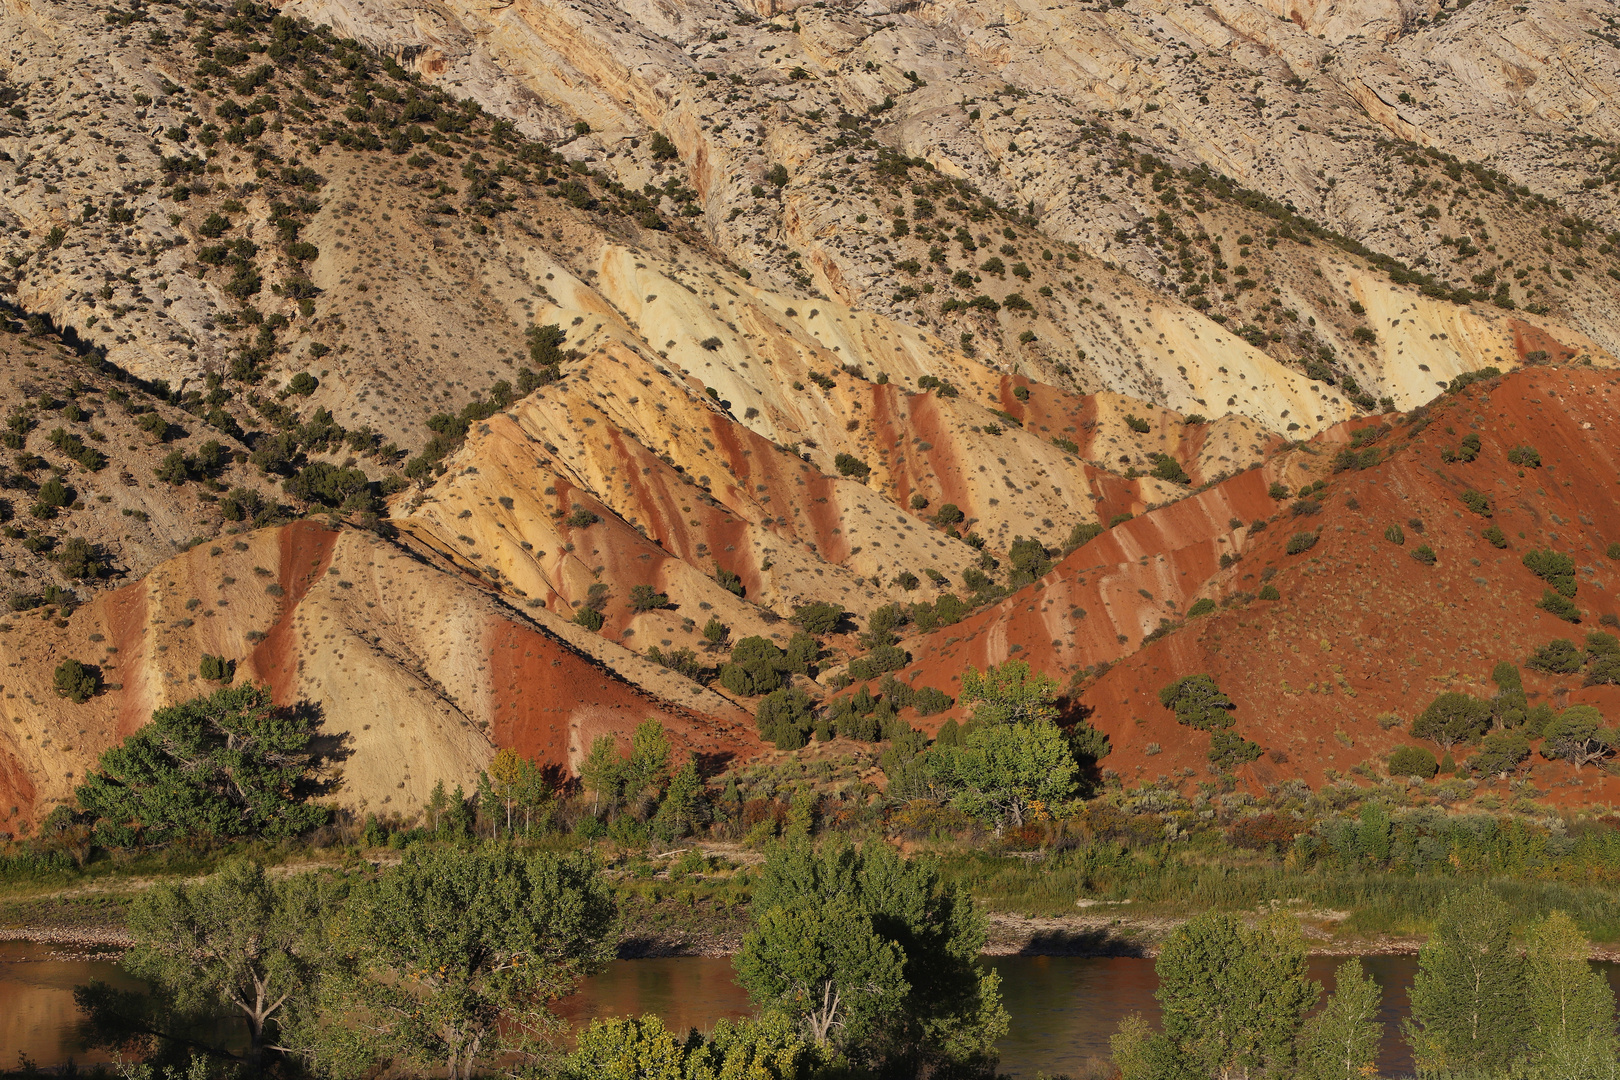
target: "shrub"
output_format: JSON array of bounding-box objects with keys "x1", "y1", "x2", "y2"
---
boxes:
[
  {"x1": 1482, "y1": 525, "x2": 1507, "y2": 548},
  {"x1": 1384, "y1": 524, "x2": 1405, "y2": 546},
  {"x1": 792, "y1": 602, "x2": 845, "y2": 635},
  {"x1": 1123, "y1": 414, "x2": 1151, "y2": 434},
  {"x1": 1469, "y1": 730, "x2": 1531, "y2": 777},
  {"x1": 1455, "y1": 432, "x2": 1481, "y2": 462},
  {"x1": 57, "y1": 536, "x2": 104, "y2": 579},
  {"x1": 286, "y1": 372, "x2": 318, "y2": 396},
  {"x1": 564, "y1": 507, "x2": 600, "y2": 528},
  {"x1": 1150, "y1": 454, "x2": 1190, "y2": 485},
  {"x1": 700, "y1": 337, "x2": 722, "y2": 351},
  {"x1": 37, "y1": 477, "x2": 72, "y2": 509},
  {"x1": 1523, "y1": 549, "x2": 1576, "y2": 598},
  {"x1": 1268, "y1": 481, "x2": 1291, "y2": 501},
  {"x1": 834, "y1": 453, "x2": 871, "y2": 480},
  {"x1": 1458, "y1": 490, "x2": 1491, "y2": 516},
  {"x1": 755, "y1": 688, "x2": 815, "y2": 750},
  {"x1": 1388, "y1": 745, "x2": 1439, "y2": 779},
  {"x1": 1285, "y1": 532, "x2": 1318, "y2": 555},
  {"x1": 714, "y1": 563, "x2": 745, "y2": 598},
  {"x1": 1608, "y1": 542, "x2": 1620, "y2": 561},
  {"x1": 909, "y1": 494, "x2": 929, "y2": 511},
  {"x1": 1412, "y1": 692, "x2": 1491, "y2": 750},
  {"x1": 645, "y1": 646, "x2": 701, "y2": 679},
  {"x1": 935, "y1": 503, "x2": 965, "y2": 525},
  {"x1": 1187, "y1": 598, "x2": 1217, "y2": 617},
  {"x1": 1228, "y1": 812, "x2": 1300, "y2": 850},
  {"x1": 912, "y1": 686, "x2": 953, "y2": 716},
  {"x1": 1526, "y1": 638, "x2": 1583, "y2": 674},
  {"x1": 1332, "y1": 447, "x2": 1380, "y2": 473},
  {"x1": 847, "y1": 645, "x2": 910, "y2": 682},
  {"x1": 199, "y1": 654, "x2": 235, "y2": 682},
  {"x1": 1258, "y1": 584, "x2": 1280, "y2": 601},
  {"x1": 1585, "y1": 639, "x2": 1620, "y2": 686},
  {"x1": 648, "y1": 132, "x2": 679, "y2": 160},
  {"x1": 1208, "y1": 731, "x2": 1262, "y2": 770},
  {"x1": 1159, "y1": 674, "x2": 1234, "y2": 731},
  {"x1": 628, "y1": 584, "x2": 672, "y2": 612},
  {"x1": 1411, "y1": 545, "x2": 1437, "y2": 565},
  {"x1": 574, "y1": 607, "x2": 605, "y2": 631},
  {"x1": 1537, "y1": 590, "x2": 1581, "y2": 623},
  {"x1": 53, "y1": 658, "x2": 101, "y2": 703},
  {"x1": 1065, "y1": 521, "x2": 1104, "y2": 552},
  {"x1": 1506, "y1": 445, "x2": 1541, "y2": 468}
]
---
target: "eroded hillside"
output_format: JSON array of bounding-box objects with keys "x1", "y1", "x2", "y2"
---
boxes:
[{"x1": 0, "y1": 0, "x2": 1617, "y2": 832}]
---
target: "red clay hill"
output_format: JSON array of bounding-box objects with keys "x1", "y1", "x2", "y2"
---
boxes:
[{"x1": 894, "y1": 366, "x2": 1620, "y2": 801}]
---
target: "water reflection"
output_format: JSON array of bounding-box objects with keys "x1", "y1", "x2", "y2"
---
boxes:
[
  {"x1": 7, "y1": 946, "x2": 1617, "y2": 1075},
  {"x1": 0, "y1": 942, "x2": 145, "y2": 1068},
  {"x1": 552, "y1": 953, "x2": 1426, "y2": 1078}
]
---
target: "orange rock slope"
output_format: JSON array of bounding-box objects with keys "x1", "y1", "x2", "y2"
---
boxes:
[{"x1": 893, "y1": 366, "x2": 1620, "y2": 798}]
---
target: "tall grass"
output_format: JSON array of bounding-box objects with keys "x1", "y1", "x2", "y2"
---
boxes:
[{"x1": 936, "y1": 848, "x2": 1620, "y2": 941}]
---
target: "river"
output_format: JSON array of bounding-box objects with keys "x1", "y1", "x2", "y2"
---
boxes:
[{"x1": 8, "y1": 944, "x2": 1618, "y2": 1075}]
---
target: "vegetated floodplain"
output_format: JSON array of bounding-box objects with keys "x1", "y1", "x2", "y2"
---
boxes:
[{"x1": 935, "y1": 847, "x2": 1620, "y2": 942}]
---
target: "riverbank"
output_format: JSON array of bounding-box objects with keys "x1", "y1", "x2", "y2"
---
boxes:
[{"x1": 0, "y1": 895, "x2": 1437, "y2": 961}]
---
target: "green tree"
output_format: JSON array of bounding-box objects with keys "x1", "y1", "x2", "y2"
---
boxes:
[
  {"x1": 1153, "y1": 912, "x2": 1319, "y2": 1078},
  {"x1": 53, "y1": 657, "x2": 101, "y2": 703},
  {"x1": 1524, "y1": 911, "x2": 1618, "y2": 1066},
  {"x1": 74, "y1": 684, "x2": 331, "y2": 846},
  {"x1": 567, "y1": 1011, "x2": 812, "y2": 1080},
  {"x1": 1405, "y1": 886, "x2": 1529, "y2": 1073},
  {"x1": 1158, "y1": 674, "x2": 1235, "y2": 730},
  {"x1": 738, "y1": 897, "x2": 907, "y2": 1047},
  {"x1": 756, "y1": 687, "x2": 816, "y2": 750},
  {"x1": 739, "y1": 837, "x2": 1007, "y2": 1073},
  {"x1": 721, "y1": 636, "x2": 791, "y2": 696},
  {"x1": 579, "y1": 734, "x2": 625, "y2": 814},
  {"x1": 119, "y1": 860, "x2": 340, "y2": 1068},
  {"x1": 623, "y1": 719, "x2": 671, "y2": 799},
  {"x1": 338, "y1": 845, "x2": 618, "y2": 1079},
  {"x1": 1412, "y1": 692, "x2": 1492, "y2": 752},
  {"x1": 1540, "y1": 706, "x2": 1615, "y2": 771},
  {"x1": 651, "y1": 758, "x2": 703, "y2": 839},
  {"x1": 486, "y1": 747, "x2": 524, "y2": 834},
  {"x1": 959, "y1": 660, "x2": 1059, "y2": 726},
  {"x1": 791, "y1": 601, "x2": 845, "y2": 635},
  {"x1": 926, "y1": 720, "x2": 1077, "y2": 827},
  {"x1": 1298, "y1": 958, "x2": 1384, "y2": 1080}
]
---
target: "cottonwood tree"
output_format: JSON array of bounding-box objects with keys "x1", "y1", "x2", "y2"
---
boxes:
[
  {"x1": 1151, "y1": 912, "x2": 1319, "y2": 1078},
  {"x1": 738, "y1": 837, "x2": 1007, "y2": 1075},
  {"x1": 333, "y1": 845, "x2": 618, "y2": 1080},
  {"x1": 1524, "y1": 910, "x2": 1618, "y2": 1068},
  {"x1": 1405, "y1": 886, "x2": 1529, "y2": 1073},
  {"x1": 78, "y1": 861, "x2": 347, "y2": 1071},
  {"x1": 568, "y1": 1011, "x2": 812, "y2": 1080},
  {"x1": 127, "y1": 861, "x2": 338, "y2": 1067},
  {"x1": 1298, "y1": 958, "x2": 1384, "y2": 1080},
  {"x1": 737, "y1": 897, "x2": 907, "y2": 1046}
]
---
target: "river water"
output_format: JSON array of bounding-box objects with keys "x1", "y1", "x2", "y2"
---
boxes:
[
  {"x1": 12, "y1": 943, "x2": 1620, "y2": 1076},
  {"x1": 551, "y1": 953, "x2": 1426, "y2": 1078},
  {"x1": 6, "y1": 941, "x2": 1437, "y2": 1075}
]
